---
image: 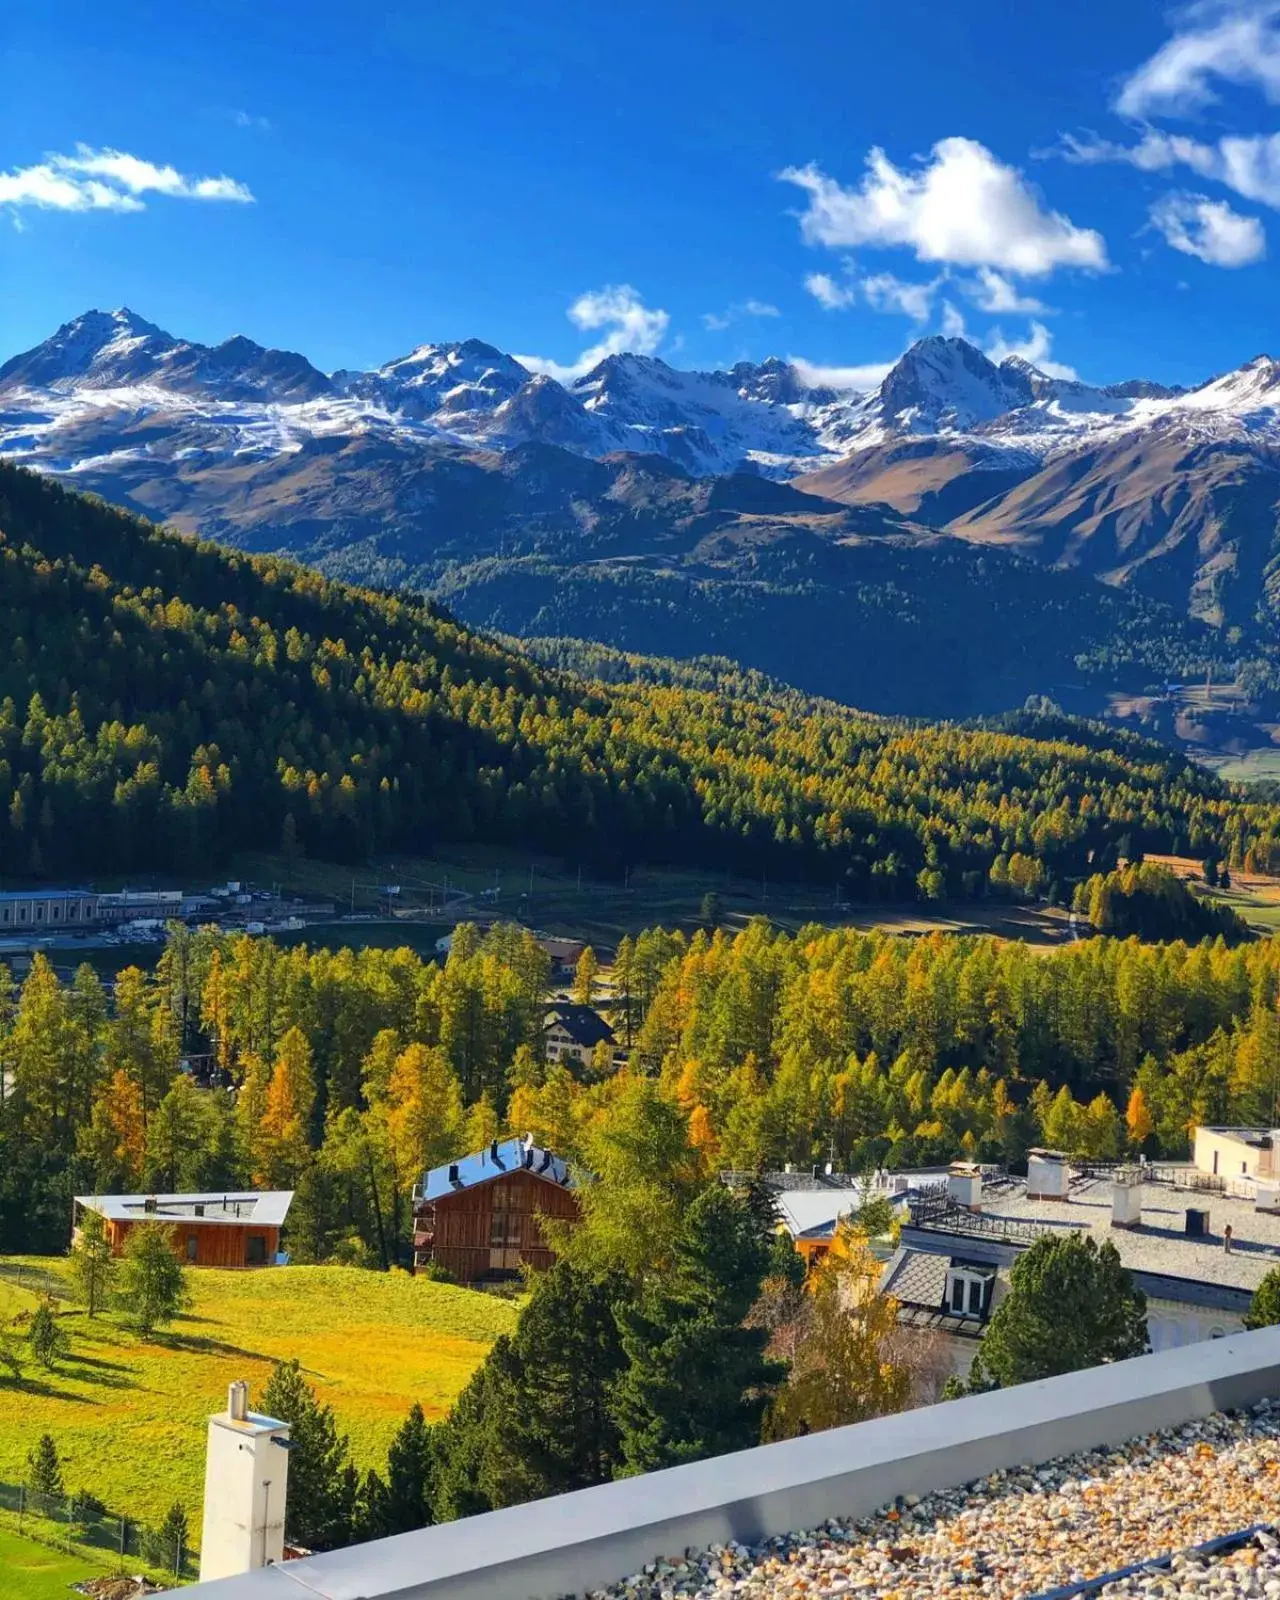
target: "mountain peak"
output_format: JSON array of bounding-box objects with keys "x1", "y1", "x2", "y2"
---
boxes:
[{"x1": 879, "y1": 336, "x2": 1033, "y2": 431}]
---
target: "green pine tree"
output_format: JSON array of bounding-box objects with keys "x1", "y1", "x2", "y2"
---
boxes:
[
  {"x1": 116, "y1": 1223, "x2": 191, "y2": 1336},
  {"x1": 611, "y1": 1185, "x2": 783, "y2": 1476},
  {"x1": 383, "y1": 1403, "x2": 434, "y2": 1535},
  {"x1": 27, "y1": 1301, "x2": 68, "y2": 1369},
  {"x1": 27, "y1": 1434, "x2": 63, "y2": 1500},
  {"x1": 1246, "y1": 1267, "x2": 1280, "y2": 1329},
  {"x1": 69, "y1": 1208, "x2": 115, "y2": 1317},
  {"x1": 967, "y1": 1233, "x2": 1148, "y2": 1390},
  {"x1": 260, "y1": 1359, "x2": 356, "y2": 1550},
  {"x1": 143, "y1": 1501, "x2": 191, "y2": 1574}
]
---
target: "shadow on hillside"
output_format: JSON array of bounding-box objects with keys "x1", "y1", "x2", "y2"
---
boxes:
[
  {"x1": 65, "y1": 1353, "x2": 136, "y2": 1390},
  {"x1": 160, "y1": 1331, "x2": 273, "y2": 1363},
  {"x1": 7, "y1": 1375, "x2": 98, "y2": 1403}
]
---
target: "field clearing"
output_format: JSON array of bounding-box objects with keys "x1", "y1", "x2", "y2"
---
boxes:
[
  {"x1": 0, "y1": 1260, "x2": 516, "y2": 1538},
  {"x1": 231, "y1": 847, "x2": 1073, "y2": 952},
  {"x1": 0, "y1": 1525, "x2": 108, "y2": 1599},
  {"x1": 1143, "y1": 853, "x2": 1280, "y2": 933}
]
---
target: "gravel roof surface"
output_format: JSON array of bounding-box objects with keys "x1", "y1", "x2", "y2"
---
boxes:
[
  {"x1": 1096, "y1": 1525, "x2": 1280, "y2": 1597},
  {"x1": 591, "y1": 1402, "x2": 1280, "y2": 1600}
]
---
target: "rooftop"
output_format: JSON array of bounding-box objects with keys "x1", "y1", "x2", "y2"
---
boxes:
[
  {"x1": 544, "y1": 1003, "x2": 616, "y2": 1047},
  {"x1": 76, "y1": 1190, "x2": 294, "y2": 1226},
  {"x1": 0, "y1": 886, "x2": 95, "y2": 901},
  {"x1": 909, "y1": 1171, "x2": 1280, "y2": 1293},
  {"x1": 420, "y1": 1137, "x2": 572, "y2": 1203}
]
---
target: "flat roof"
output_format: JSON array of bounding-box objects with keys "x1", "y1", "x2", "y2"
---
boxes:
[
  {"x1": 76, "y1": 1190, "x2": 294, "y2": 1226},
  {"x1": 953, "y1": 1174, "x2": 1280, "y2": 1291},
  {"x1": 0, "y1": 887, "x2": 96, "y2": 901}
]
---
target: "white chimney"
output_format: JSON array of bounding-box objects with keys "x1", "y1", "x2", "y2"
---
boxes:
[
  {"x1": 1268, "y1": 1131, "x2": 1280, "y2": 1180},
  {"x1": 199, "y1": 1381, "x2": 291, "y2": 1584},
  {"x1": 1111, "y1": 1168, "x2": 1143, "y2": 1229},
  {"x1": 1027, "y1": 1148, "x2": 1071, "y2": 1201},
  {"x1": 948, "y1": 1162, "x2": 983, "y2": 1211}
]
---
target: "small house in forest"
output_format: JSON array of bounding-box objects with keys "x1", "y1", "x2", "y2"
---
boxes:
[
  {"x1": 543, "y1": 1003, "x2": 616, "y2": 1069},
  {"x1": 73, "y1": 1191, "x2": 293, "y2": 1268},
  {"x1": 413, "y1": 1136, "x2": 579, "y2": 1283}
]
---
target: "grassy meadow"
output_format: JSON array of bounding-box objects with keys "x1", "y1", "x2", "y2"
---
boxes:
[
  {"x1": 0, "y1": 1526, "x2": 111, "y2": 1599},
  {"x1": 0, "y1": 1259, "x2": 516, "y2": 1539}
]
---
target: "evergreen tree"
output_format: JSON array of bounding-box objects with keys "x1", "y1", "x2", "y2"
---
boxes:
[
  {"x1": 27, "y1": 1300, "x2": 69, "y2": 1369},
  {"x1": 611, "y1": 1186, "x2": 783, "y2": 1476},
  {"x1": 967, "y1": 1233, "x2": 1148, "y2": 1389},
  {"x1": 143, "y1": 1501, "x2": 191, "y2": 1573},
  {"x1": 383, "y1": 1403, "x2": 434, "y2": 1535},
  {"x1": 69, "y1": 1207, "x2": 115, "y2": 1317},
  {"x1": 116, "y1": 1223, "x2": 191, "y2": 1336},
  {"x1": 260, "y1": 1358, "x2": 356, "y2": 1550},
  {"x1": 27, "y1": 1433, "x2": 63, "y2": 1500},
  {"x1": 1246, "y1": 1267, "x2": 1280, "y2": 1329}
]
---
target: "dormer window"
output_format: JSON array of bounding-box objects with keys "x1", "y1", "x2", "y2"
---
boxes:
[{"x1": 945, "y1": 1264, "x2": 991, "y2": 1318}]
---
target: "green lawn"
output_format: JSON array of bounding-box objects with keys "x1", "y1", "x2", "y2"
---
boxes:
[
  {"x1": 0, "y1": 1259, "x2": 517, "y2": 1540},
  {"x1": 0, "y1": 1525, "x2": 108, "y2": 1599}
]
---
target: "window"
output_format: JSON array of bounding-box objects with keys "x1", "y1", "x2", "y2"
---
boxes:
[
  {"x1": 946, "y1": 1266, "x2": 990, "y2": 1319},
  {"x1": 186, "y1": 1235, "x2": 199, "y2": 1262},
  {"x1": 950, "y1": 1276, "x2": 965, "y2": 1313},
  {"x1": 245, "y1": 1235, "x2": 267, "y2": 1265},
  {"x1": 969, "y1": 1278, "x2": 983, "y2": 1315}
]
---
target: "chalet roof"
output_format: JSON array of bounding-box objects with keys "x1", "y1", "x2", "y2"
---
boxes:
[
  {"x1": 76, "y1": 1190, "x2": 294, "y2": 1226},
  {"x1": 543, "y1": 1003, "x2": 616, "y2": 1048},
  {"x1": 421, "y1": 1137, "x2": 572, "y2": 1203}
]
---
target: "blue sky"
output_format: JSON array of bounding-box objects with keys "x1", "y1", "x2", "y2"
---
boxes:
[{"x1": 4, "y1": 0, "x2": 1280, "y2": 386}]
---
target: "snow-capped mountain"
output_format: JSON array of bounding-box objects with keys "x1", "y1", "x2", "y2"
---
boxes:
[{"x1": 10, "y1": 308, "x2": 1280, "y2": 638}]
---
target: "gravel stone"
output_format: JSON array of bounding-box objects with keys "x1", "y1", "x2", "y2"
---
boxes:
[{"x1": 588, "y1": 1404, "x2": 1280, "y2": 1600}]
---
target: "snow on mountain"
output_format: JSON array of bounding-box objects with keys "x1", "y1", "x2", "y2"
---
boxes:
[
  {"x1": 0, "y1": 307, "x2": 332, "y2": 403},
  {"x1": 9, "y1": 310, "x2": 1280, "y2": 493}
]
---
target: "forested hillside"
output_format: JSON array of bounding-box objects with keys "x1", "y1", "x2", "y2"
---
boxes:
[
  {"x1": 7, "y1": 918, "x2": 1280, "y2": 1256},
  {"x1": 3, "y1": 461, "x2": 1279, "y2": 894}
]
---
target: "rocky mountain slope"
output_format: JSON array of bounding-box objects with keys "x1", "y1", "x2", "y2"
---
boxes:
[{"x1": 3, "y1": 308, "x2": 1279, "y2": 710}]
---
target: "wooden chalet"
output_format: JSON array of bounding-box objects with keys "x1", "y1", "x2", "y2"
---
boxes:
[
  {"x1": 73, "y1": 1190, "x2": 293, "y2": 1269},
  {"x1": 413, "y1": 1136, "x2": 579, "y2": 1284}
]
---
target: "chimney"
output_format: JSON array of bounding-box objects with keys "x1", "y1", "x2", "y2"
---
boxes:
[
  {"x1": 1268, "y1": 1130, "x2": 1280, "y2": 1180},
  {"x1": 199, "y1": 1380, "x2": 290, "y2": 1583},
  {"x1": 1111, "y1": 1168, "x2": 1143, "y2": 1229},
  {"x1": 1026, "y1": 1149, "x2": 1070, "y2": 1201},
  {"x1": 523, "y1": 1146, "x2": 534, "y2": 1169},
  {"x1": 144, "y1": 1195, "x2": 157, "y2": 1213},
  {"x1": 448, "y1": 1163, "x2": 460, "y2": 1184},
  {"x1": 490, "y1": 1139, "x2": 500, "y2": 1162},
  {"x1": 948, "y1": 1162, "x2": 983, "y2": 1212},
  {"x1": 538, "y1": 1149, "x2": 553, "y2": 1173}
]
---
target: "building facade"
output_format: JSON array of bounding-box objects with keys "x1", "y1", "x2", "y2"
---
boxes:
[
  {"x1": 73, "y1": 1191, "x2": 293, "y2": 1268},
  {"x1": 0, "y1": 887, "x2": 99, "y2": 931},
  {"x1": 413, "y1": 1137, "x2": 580, "y2": 1283}
]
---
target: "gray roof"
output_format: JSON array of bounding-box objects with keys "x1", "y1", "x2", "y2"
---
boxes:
[
  {"x1": 880, "y1": 1248, "x2": 950, "y2": 1309},
  {"x1": 0, "y1": 887, "x2": 95, "y2": 902},
  {"x1": 422, "y1": 1137, "x2": 572, "y2": 1202},
  {"x1": 76, "y1": 1190, "x2": 293, "y2": 1226},
  {"x1": 903, "y1": 1171, "x2": 1280, "y2": 1299},
  {"x1": 544, "y1": 1005, "x2": 616, "y2": 1048}
]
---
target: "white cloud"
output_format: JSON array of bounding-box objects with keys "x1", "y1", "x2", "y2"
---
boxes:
[
  {"x1": 861, "y1": 271, "x2": 938, "y2": 321},
  {"x1": 1062, "y1": 128, "x2": 1280, "y2": 208},
  {"x1": 804, "y1": 266, "x2": 939, "y2": 319},
  {"x1": 779, "y1": 138, "x2": 1107, "y2": 275},
  {"x1": 787, "y1": 356, "x2": 894, "y2": 391},
  {"x1": 984, "y1": 321, "x2": 1079, "y2": 380},
  {"x1": 702, "y1": 298, "x2": 780, "y2": 331},
  {"x1": 1150, "y1": 190, "x2": 1266, "y2": 264},
  {"x1": 1116, "y1": 0, "x2": 1280, "y2": 118},
  {"x1": 940, "y1": 300, "x2": 968, "y2": 338},
  {"x1": 518, "y1": 285, "x2": 670, "y2": 381},
  {"x1": 232, "y1": 110, "x2": 272, "y2": 131},
  {"x1": 962, "y1": 266, "x2": 1047, "y2": 313},
  {"x1": 0, "y1": 144, "x2": 254, "y2": 215},
  {"x1": 803, "y1": 271, "x2": 857, "y2": 310}
]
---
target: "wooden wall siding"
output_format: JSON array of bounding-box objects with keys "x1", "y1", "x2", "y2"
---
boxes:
[
  {"x1": 105, "y1": 1218, "x2": 280, "y2": 1268},
  {"x1": 418, "y1": 1169, "x2": 580, "y2": 1283}
]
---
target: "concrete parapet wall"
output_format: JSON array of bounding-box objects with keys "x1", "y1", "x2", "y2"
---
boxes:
[{"x1": 173, "y1": 1326, "x2": 1280, "y2": 1600}]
